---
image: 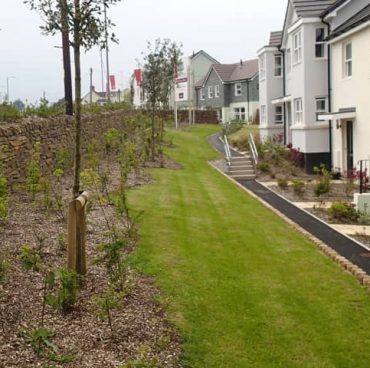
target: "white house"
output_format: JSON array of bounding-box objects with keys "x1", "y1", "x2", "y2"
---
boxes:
[
  {"x1": 81, "y1": 86, "x2": 124, "y2": 105},
  {"x1": 257, "y1": 31, "x2": 284, "y2": 141},
  {"x1": 319, "y1": 0, "x2": 370, "y2": 174},
  {"x1": 259, "y1": 0, "x2": 338, "y2": 172}
]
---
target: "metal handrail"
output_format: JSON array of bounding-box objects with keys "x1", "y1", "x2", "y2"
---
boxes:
[
  {"x1": 248, "y1": 133, "x2": 258, "y2": 167},
  {"x1": 222, "y1": 135, "x2": 231, "y2": 167}
]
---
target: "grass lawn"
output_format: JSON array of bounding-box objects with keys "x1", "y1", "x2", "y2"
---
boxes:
[
  {"x1": 228, "y1": 124, "x2": 259, "y2": 151},
  {"x1": 128, "y1": 124, "x2": 370, "y2": 368}
]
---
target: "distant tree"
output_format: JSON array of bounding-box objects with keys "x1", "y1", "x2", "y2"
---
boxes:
[
  {"x1": 13, "y1": 99, "x2": 26, "y2": 112},
  {"x1": 141, "y1": 39, "x2": 182, "y2": 160},
  {"x1": 25, "y1": 0, "x2": 122, "y2": 198}
]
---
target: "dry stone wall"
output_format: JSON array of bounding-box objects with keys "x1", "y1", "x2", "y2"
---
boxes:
[{"x1": 0, "y1": 109, "x2": 218, "y2": 186}]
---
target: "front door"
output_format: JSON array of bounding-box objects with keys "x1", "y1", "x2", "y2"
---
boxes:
[{"x1": 346, "y1": 121, "x2": 354, "y2": 172}]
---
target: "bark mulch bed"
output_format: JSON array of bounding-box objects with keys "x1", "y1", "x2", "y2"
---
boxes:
[{"x1": 0, "y1": 157, "x2": 182, "y2": 367}]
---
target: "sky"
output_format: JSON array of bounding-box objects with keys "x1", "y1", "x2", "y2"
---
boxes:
[{"x1": 0, "y1": 0, "x2": 287, "y2": 104}]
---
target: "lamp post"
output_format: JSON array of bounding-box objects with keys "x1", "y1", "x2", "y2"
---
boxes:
[{"x1": 6, "y1": 76, "x2": 15, "y2": 104}]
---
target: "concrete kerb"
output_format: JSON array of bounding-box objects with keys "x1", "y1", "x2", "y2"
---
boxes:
[{"x1": 208, "y1": 161, "x2": 370, "y2": 290}]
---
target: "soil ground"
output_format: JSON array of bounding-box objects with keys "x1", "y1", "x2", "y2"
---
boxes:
[{"x1": 0, "y1": 157, "x2": 182, "y2": 368}]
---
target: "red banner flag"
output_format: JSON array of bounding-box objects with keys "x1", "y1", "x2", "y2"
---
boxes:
[{"x1": 109, "y1": 75, "x2": 116, "y2": 90}]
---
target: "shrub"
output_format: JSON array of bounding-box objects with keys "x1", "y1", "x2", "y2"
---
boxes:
[
  {"x1": 314, "y1": 180, "x2": 331, "y2": 197},
  {"x1": 277, "y1": 178, "x2": 288, "y2": 189},
  {"x1": 19, "y1": 245, "x2": 42, "y2": 272},
  {"x1": 257, "y1": 161, "x2": 270, "y2": 172},
  {"x1": 314, "y1": 163, "x2": 331, "y2": 197},
  {"x1": 46, "y1": 268, "x2": 79, "y2": 312},
  {"x1": 292, "y1": 180, "x2": 305, "y2": 195},
  {"x1": 328, "y1": 202, "x2": 359, "y2": 222}
]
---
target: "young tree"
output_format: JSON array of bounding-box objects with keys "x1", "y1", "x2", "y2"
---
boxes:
[
  {"x1": 25, "y1": 0, "x2": 121, "y2": 198},
  {"x1": 141, "y1": 39, "x2": 182, "y2": 160}
]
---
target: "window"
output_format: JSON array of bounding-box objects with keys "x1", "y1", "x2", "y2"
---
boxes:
[
  {"x1": 286, "y1": 49, "x2": 292, "y2": 73},
  {"x1": 344, "y1": 41, "x2": 352, "y2": 77},
  {"x1": 274, "y1": 54, "x2": 283, "y2": 77},
  {"x1": 315, "y1": 97, "x2": 327, "y2": 120},
  {"x1": 315, "y1": 28, "x2": 326, "y2": 58},
  {"x1": 200, "y1": 89, "x2": 205, "y2": 100},
  {"x1": 275, "y1": 105, "x2": 284, "y2": 124},
  {"x1": 294, "y1": 98, "x2": 303, "y2": 124},
  {"x1": 178, "y1": 92, "x2": 184, "y2": 100},
  {"x1": 208, "y1": 86, "x2": 213, "y2": 99},
  {"x1": 293, "y1": 30, "x2": 302, "y2": 64},
  {"x1": 233, "y1": 107, "x2": 246, "y2": 121},
  {"x1": 235, "y1": 83, "x2": 242, "y2": 96},
  {"x1": 259, "y1": 54, "x2": 266, "y2": 80},
  {"x1": 260, "y1": 105, "x2": 266, "y2": 124},
  {"x1": 215, "y1": 85, "x2": 220, "y2": 98}
]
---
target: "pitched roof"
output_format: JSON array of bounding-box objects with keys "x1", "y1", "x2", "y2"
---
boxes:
[
  {"x1": 291, "y1": 0, "x2": 337, "y2": 18},
  {"x1": 328, "y1": 3, "x2": 370, "y2": 39},
  {"x1": 321, "y1": 0, "x2": 348, "y2": 17},
  {"x1": 190, "y1": 50, "x2": 219, "y2": 64},
  {"x1": 269, "y1": 31, "x2": 283, "y2": 47},
  {"x1": 196, "y1": 59, "x2": 258, "y2": 88}
]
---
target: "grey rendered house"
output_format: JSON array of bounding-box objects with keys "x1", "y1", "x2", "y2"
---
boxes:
[{"x1": 195, "y1": 59, "x2": 259, "y2": 123}]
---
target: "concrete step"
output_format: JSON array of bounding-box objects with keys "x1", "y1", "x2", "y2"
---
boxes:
[
  {"x1": 230, "y1": 156, "x2": 251, "y2": 161},
  {"x1": 230, "y1": 169, "x2": 255, "y2": 176},
  {"x1": 230, "y1": 163, "x2": 254, "y2": 169},
  {"x1": 230, "y1": 173, "x2": 256, "y2": 180}
]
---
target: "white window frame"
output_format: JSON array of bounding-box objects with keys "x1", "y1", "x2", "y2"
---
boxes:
[
  {"x1": 200, "y1": 89, "x2": 205, "y2": 100},
  {"x1": 235, "y1": 83, "x2": 242, "y2": 96},
  {"x1": 274, "y1": 54, "x2": 283, "y2": 77},
  {"x1": 259, "y1": 54, "x2": 266, "y2": 80},
  {"x1": 293, "y1": 30, "x2": 302, "y2": 64},
  {"x1": 315, "y1": 97, "x2": 327, "y2": 120},
  {"x1": 275, "y1": 105, "x2": 284, "y2": 124},
  {"x1": 286, "y1": 49, "x2": 292, "y2": 74},
  {"x1": 233, "y1": 107, "x2": 246, "y2": 121},
  {"x1": 294, "y1": 98, "x2": 303, "y2": 124},
  {"x1": 315, "y1": 27, "x2": 326, "y2": 59},
  {"x1": 260, "y1": 105, "x2": 266, "y2": 124},
  {"x1": 208, "y1": 86, "x2": 213, "y2": 99},
  {"x1": 343, "y1": 41, "x2": 352, "y2": 78},
  {"x1": 215, "y1": 85, "x2": 220, "y2": 98}
]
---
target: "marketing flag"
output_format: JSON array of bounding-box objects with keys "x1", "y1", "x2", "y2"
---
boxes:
[{"x1": 109, "y1": 75, "x2": 116, "y2": 90}]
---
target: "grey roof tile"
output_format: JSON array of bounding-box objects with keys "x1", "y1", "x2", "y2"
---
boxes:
[
  {"x1": 269, "y1": 31, "x2": 283, "y2": 47},
  {"x1": 328, "y1": 4, "x2": 370, "y2": 39},
  {"x1": 292, "y1": 0, "x2": 337, "y2": 17}
]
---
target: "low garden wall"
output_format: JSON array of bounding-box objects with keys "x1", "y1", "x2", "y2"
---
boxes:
[{"x1": 0, "y1": 109, "x2": 218, "y2": 186}]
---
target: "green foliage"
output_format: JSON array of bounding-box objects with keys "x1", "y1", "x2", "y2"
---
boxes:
[
  {"x1": 55, "y1": 147, "x2": 73, "y2": 173},
  {"x1": 25, "y1": 97, "x2": 64, "y2": 118},
  {"x1": 80, "y1": 168, "x2": 100, "y2": 191},
  {"x1": 86, "y1": 139, "x2": 100, "y2": 170},
  {"x1": 0, "y1": 102, "x2": 22, "y2": 121},
  {"x1": 257, "y1": 161, "x2": 270, "y2": 173},
  {"x1": 277, "y1": 178, "x2": 288, "y2": 189},
  {"x1": 93, "y1": 288, "x2": 124, "y2": 338},
  {"x1": 328, "y1": 202, "x2": 359, "y2": 222},
  {"x1": 19, "y1": 245, "x2": 42, "y2": 272},
  {"x1": 314, "y1": 180, "x2": 331, "y2": 197},
  {"x1": 291, "y1": 179, "x2": 305, "y2": 195},
  {"x1": 25, "y1": 327, "x2": 75, "y2": 362},
  {"x1": 313, "y1": 164, "x2": 331, "y2": 197},
  {"x1": 28, "y1": 327, "x2": 57, "y2": 356},
  {"x1": 46, "y1": 268, "x2": 79, "y2": 312},
  {"x1": 26, "y1": 142, "x2": 42, "y2": 201},
  {"x1": 104, "y1": 128, "x2": 122, "y2": 154},
  {"x1": 0, "y1": 255, "x2": 9, "y2": 283}
]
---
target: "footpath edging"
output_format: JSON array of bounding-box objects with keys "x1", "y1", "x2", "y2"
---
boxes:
[{"x1": 208, "y1": 161, "x2": 370, "y2": 289}]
